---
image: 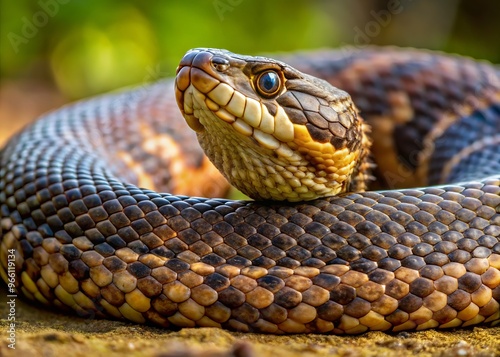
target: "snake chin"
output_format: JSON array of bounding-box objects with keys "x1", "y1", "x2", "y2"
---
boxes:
[{"x1": 183, "y1": 112, "x2": 204, "y2": 132}]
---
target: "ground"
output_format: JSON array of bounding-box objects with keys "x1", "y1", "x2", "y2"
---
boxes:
[{"x1": 0, "y1": 285, "x2": 498, "y2": 357}]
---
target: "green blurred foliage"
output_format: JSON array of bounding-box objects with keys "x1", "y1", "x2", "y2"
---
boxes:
[
  {"x1": 1, "y1": 0, "x2": 337, "y2": 98},
  {"x1": 1, "y1": 0, "x2": 499, "y2": 99},
  {"x1": 49, "y1": 6, "x2": 158, "y2": 97}
]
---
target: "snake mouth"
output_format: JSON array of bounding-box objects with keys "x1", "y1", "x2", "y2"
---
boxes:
[
  {"x1": 175, "y1": 49, "x2": 239, "y2": 133},
  {"x1": 175, "y1": 49, "x2": 217, "y2": 132},
  {"x1": 175, "y1": 49, "x2": 295, "y2": 150}
]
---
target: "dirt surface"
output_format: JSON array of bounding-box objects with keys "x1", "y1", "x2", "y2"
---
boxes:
[{"x1": 0, "y1": 284, "x2": 498, "y2": 357}]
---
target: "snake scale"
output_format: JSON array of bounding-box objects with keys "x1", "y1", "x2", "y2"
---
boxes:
[{"x1": 1, "y1": 47, "x2": 499, "y2": 334}]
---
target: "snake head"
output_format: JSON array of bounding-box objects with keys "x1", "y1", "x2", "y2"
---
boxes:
[{"x1": 175, "y1": 48, "x2": 371, "y2": 201}]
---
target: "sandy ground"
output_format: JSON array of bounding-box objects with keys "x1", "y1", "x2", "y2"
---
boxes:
[
  {"x1": 0, "y1": 284, "x2": 499, "y2": 357},
  {"x1": 1, "y1": 82, "x2": 500, "y2": 357}
]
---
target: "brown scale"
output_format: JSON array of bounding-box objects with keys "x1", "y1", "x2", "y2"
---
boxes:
[
  {"x1": 0, "y1": 48, "x2": 499, "y2": 334},
  {"x1": 283, "y1": 48, "x2": 500, "y2": 189}
]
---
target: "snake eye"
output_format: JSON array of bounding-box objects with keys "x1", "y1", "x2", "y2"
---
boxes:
[{"x1": 255, "y1": 70, "x2": 281, "y2": 98}]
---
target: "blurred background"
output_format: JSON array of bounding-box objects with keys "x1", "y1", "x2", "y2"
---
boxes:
[{"x1": 1, "y1": 0, "x2": 499, "y2": 147}]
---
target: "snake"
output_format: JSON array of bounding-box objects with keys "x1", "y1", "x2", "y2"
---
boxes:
[{"x1": 1, "y1": 47, "x2": 499, "y2": 335}]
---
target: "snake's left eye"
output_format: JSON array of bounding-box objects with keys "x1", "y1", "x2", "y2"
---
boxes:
[{"x1": 255, "y1": 70, "x2": 281, "y2": 98}]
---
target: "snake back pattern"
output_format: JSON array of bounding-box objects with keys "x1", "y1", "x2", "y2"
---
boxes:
[{"x1": 1, "y1": 47, "x2": 499, "y2": 334}]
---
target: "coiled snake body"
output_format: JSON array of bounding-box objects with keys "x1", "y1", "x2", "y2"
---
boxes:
[{"x1": 1, "y1": 48, "x2": 499, "y2": 334}]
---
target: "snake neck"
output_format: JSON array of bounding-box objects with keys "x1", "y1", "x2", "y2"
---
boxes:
[
  {"x1": 345, "y1": 121, "x2": 374, "y2": 193},
  {"x1": 195, "y1": 106, "x2": 374, "y2": 200}
]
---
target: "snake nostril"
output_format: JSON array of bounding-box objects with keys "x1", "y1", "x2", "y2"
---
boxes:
[{"x1": 211, "y1": 56, "x2": 230, "y2": 72}]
